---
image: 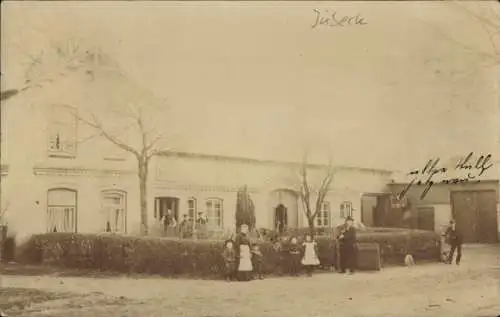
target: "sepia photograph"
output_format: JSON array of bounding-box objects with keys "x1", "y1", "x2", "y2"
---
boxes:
[{"x1": 0, "y1": 1, "x2": 499, "y2": 316}]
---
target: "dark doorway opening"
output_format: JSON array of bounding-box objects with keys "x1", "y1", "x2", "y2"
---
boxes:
[
  {"x1": 155, "y1": 197, "x2": 180, "y2": 234},
  {"x1": 451, "y1": 190, "x2": 498, "y2": 244},
  {"x1": 416, "y1": 207, "x2": 435, "y2": 231},
  {"x1": 274, "y1": 204, "x2": 288, "y2": 234}
]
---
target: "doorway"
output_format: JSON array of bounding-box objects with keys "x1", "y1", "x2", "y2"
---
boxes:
[
  {"x1": 274, "y1": 204, "x2": 288, "y2": 233},
  {"x1": 416, "y1": 207, "x2": 435, "y2": 231},
  {"x1": 269, "y1": 189, "x2": 298, "y2": 230},
  {"x1": 451, "y1": 190, "x2": 498, "y2": 244},
  {"x1": 154, "y1": 197, "x2": 180, "y2": 226},
  {"x1": 361, "y1": 194, "x2": 378, "y2": 226}
]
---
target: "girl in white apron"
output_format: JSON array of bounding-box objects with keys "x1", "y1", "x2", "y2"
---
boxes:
[{"x1": 301, "y1": 234, "x2": 320, "y2": 276}]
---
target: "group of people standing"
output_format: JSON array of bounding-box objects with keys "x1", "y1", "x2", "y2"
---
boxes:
[
  {"x1": 221, "y1": 216, "x2": 464, "y2": 282},
  {"x1": 160, "y1": 209, "x2": 209, "y2": 238},
  {"x1": 222, "y1": 217, "x2": 359, "y2": 282},
  {"x1": 222, "y1": 224, "x2": 322, "y2": 281}
]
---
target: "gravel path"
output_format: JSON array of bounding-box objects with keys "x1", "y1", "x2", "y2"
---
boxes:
[{"x1": 2, "y1": 245, "x2": 499, "y2": 317}]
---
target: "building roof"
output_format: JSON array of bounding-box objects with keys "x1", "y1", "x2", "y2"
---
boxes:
[{"x1": 158, "y1": 151, "x2": 394, "y2": 174}]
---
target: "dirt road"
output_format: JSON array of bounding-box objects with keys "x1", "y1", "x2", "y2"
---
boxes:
[{"x1": 2, "y1": 244, "x2": 499, "y2": 317}]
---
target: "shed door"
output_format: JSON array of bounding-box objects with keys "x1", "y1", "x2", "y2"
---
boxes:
[
  {"x1": 451, "y1": 191, "x2": 479, "y2": 243},
  {"x1": 452, "y1": 190, "x2": 498, "y2": 244},
  {"x1": 476, "y1": 190, "x2": 498, "y2": 244}
]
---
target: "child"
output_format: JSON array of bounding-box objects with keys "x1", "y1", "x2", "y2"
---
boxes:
[
  {"x1": 301, "y1": 234, "x2": 320, "y2": 277},
  {"x1": 274, "y1": 236, "x2": 289, "y2": 276},
  {"x1": 288, "y1": 236, "x2": 302, "y2": 276},
  {"x1": 251, "y1": 244, "x2": 264, "y2": 280},
  {"x1": 222, "y1": 239, "x2": 237, "y2": 281}
]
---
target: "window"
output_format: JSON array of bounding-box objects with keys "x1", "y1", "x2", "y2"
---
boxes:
[
  {"x1": 101, "y1": 190, "x2": 127, "y2": 233},
  {"x1": 316, "y1": 201, "x2": 331, "y2": 227},
  {"x1": 47, "y1": 188, "x2": 77, "y2": 232},
  {"x1": 187, "y1": 197, "x2": 197, "y2": 221},
  {"x1": 47, "y1": 105, "x2": 77, "y2": 157},
  {"x1": 340, "y1": 201, "x2": 353, "y2": 219},
  {"x1": 205, "y1": 198, "x2": 223, "y2": 229}
]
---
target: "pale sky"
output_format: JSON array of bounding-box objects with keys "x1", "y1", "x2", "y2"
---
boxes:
[{"x1": 1, "y1": 1, "x2": 499, "y2": 171}]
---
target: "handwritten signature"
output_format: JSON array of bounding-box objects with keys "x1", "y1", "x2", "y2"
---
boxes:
[
  {"x1": 398, "y1": 152, "x2": 494, "y2": 200},
  {"x1": 312, "y1": 9, "x2": 367, "y2": 29}
]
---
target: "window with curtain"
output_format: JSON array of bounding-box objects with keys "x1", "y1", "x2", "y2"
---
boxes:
[
  {"x1": 205, "y1": 198, "x2": 223, "y2": 229},
  {"x1": 316, "y1": 201, "x2": 331, "y2": 227},
  {"x1": 187, "y1": 197, "x2": 197, "y2": 221},
  {"x1": 340, "y1": 201, "x2": 353, "y2": 219},
  {"x1": 101, "y1": 190, "x2": 127, "y2": 233},
  {"x1": 47, "y1": 188, "x2": 77, "y2": 232}
]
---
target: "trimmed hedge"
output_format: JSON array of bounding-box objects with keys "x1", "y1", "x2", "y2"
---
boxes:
[{"x1": 15, "y1": 228, "x2": 440, "y2": 278}]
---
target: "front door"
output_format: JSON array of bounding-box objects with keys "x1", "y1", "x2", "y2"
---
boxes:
[
  {"x1": 274, "y1": 204, "x2": 288, "y2": 233},
  {"x1": 154, "y1": 197, "x2": 180, "y2": 225},
  {"x1": 451, "y1": 190, "x2": 498, "y2": 244}
]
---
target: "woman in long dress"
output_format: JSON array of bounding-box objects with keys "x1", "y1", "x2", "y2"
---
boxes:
[{"x1": 234, "y1": 224, "x2": 253, "y2": 281}]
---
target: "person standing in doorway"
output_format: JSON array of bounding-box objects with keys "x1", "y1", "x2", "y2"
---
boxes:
[
  {"x1": 338, "y1": 216, "x2": 357, "y2": 274},
  {"x1": 164, "y1": 209, "x2": 177, "y2": 237},
  {"x1": 444, "y1": 220, "x2": 463, "y2": 265}
]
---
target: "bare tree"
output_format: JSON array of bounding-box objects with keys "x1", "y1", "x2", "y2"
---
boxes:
[
  {"x1": 416, "y1": 2, "x2": 500, "y2": 150},
  {"x1": 450, "y1": 2, "x2": 500, "y2": 64},
  {"x1": 4, "y1": 38, "x2": 174, "y2": 236},
  {"x1": 77, "y1": 109, "x2": 168, "y2": 236},
  {"x1": 1, "y1": 39, "x2": 91, "y2": 102},
  {"x1": 297, "y1": 152, "x2": 335, "y2": 234},
  {"x1": 417, "y1": 2, "x2": 500, "y2": 67}
]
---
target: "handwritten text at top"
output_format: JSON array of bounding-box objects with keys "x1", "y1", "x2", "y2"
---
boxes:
[
  {"x1": 397, "y1": 152, "x2": 494, "y2": 200},
  {"x1": 312, "y1": 9, "x2": 367, "y2": 29}
]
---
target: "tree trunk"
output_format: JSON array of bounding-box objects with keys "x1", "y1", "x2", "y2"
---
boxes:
[
  {"x1": 138, "y1": 157, "x2": 149, "y2": 236},
  {"x1": 307, "y1": 214, "x2": 315, "y2": 235}
]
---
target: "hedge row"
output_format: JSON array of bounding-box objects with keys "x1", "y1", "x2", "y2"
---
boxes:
[
  {"x1": 257, "y1": 226, "x2": 409, "y2": 241},
  {"x1": 13, "y1": 229, "x2": 441, "y2": 278}
]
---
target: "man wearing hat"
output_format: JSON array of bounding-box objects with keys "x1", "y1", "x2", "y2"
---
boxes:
[
  {"x1": 338, "y1": 216, "x2": 357, "y2": 274},
  {"x1": 444, "y1": 220, "x2": 463, "y2": 265}
]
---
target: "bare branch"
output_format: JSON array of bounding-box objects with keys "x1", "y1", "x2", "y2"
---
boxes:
[
  {"x1": 0, "y1": 89, "x2": 20, "y2": 101},
  {"x1": 299, "y1": 155, "x2": 312, "y2": 217},
  {"x1": 76, "y1": 113, "x2": 140, "y2": 157},
  {"x1": 450, "y1": 1, "x2": 500, "y2": 31},
  {"x1": 454, "y1": 3, "x2": 500, "y2": 57},
  {"x1": 75, "y1": 122, "x2": 136, "y2": 147},
  {"x1": 313, "y1": 160, "x2": 335, "y2": 219},
  {"x1": 415, "y1": 15, "x2": 498, "y2": 63}
]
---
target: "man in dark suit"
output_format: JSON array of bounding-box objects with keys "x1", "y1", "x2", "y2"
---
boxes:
[
  {"x1": 445, "y1": 220, "x2": 463, "y2": 265},
  {"x1": 338, "y1": 216, "x2": 357, "y2": 274}
]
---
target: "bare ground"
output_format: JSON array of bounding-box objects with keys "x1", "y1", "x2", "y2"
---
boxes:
[{"x1": 1, "y1": 244, "x2": 499, "y2": 317}]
